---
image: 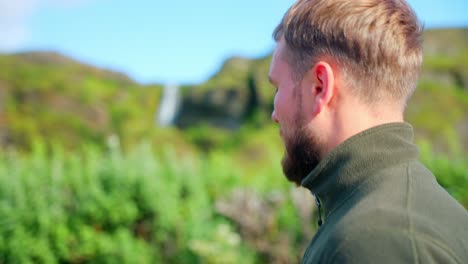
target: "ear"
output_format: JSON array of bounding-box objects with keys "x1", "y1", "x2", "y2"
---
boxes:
[{"x1": 311, "y1": 61, "x2": 335, "y2": 115}]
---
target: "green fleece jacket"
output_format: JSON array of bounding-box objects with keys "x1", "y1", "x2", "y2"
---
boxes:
[{"x1": 300, "y1": 123, "x2": 468, "y2": 264}]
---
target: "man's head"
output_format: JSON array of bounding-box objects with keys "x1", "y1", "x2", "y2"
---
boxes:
[{"x1": 269, "y1": 0, "x2": 423, "y2": 185}]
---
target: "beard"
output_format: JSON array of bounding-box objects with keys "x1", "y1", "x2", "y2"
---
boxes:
[{"x1": 281, "y1": 125, "x2": 322, "y2": 186}]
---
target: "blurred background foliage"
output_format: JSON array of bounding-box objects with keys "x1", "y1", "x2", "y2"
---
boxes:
[{"x1": 0, "y1": 28, "x2": 467, "y2": 263}]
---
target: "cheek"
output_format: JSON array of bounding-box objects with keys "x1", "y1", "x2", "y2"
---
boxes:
[{"x1": 301, "y1": 89, "x2": 315, "y2": 121}]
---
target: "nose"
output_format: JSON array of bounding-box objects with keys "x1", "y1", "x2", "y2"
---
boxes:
[{"x1": 271, "y1": 110, "x2": 279, "y2": 123}]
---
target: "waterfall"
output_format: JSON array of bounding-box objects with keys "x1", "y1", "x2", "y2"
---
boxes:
[{"x1": 156, "y1": 84, "x2": 180, "y2": 127}]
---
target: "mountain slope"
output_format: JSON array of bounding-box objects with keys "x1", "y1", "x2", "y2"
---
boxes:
[
  {"x1": 0, "y1": 51, "x2": 162, "y2": 150},
  {"x1": 1, "y1": 28, "x2": 467, "y2": 155}
]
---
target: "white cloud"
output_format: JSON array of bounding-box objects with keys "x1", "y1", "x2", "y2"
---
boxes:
[{"x1": 0, "y1": 0, "x2": 89, "y2": 51}]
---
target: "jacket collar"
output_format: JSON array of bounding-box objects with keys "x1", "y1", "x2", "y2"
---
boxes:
[{"x1": 301, "y1": 122, "x2": 419, "y2": 219}]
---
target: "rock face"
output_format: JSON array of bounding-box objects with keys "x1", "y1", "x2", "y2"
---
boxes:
[
  {"x1": 175, "y1": 73, "x2": 261, "y2": 129},
  {"x1": 170, "y1": 56, "x2": 262, "y2": 129},
  {"x1": 171, "y1": 55, "x2": 273, "y2": 130}
]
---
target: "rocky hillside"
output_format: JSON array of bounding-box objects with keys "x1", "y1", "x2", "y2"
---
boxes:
[
  {"x1": 1, "y1": 29, "x2": 467, "y2": 155},
  {"x1": 0, "y1": 52, "x2": 162, "y2": 150}
]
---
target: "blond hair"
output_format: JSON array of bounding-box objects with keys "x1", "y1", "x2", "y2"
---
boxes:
[{"x1": 273, "y1": 0, "x2": 423, "y2": 105}]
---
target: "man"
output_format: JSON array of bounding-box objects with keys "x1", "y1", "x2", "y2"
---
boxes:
[{"x1": 269, "y1": 0, "x2": 468, "y2": 263}]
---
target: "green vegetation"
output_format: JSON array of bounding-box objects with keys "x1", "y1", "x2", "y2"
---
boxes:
[
  {"x1": 1, "y1": 134, "x2": 466, "y2": 263},
  {"x1": 0, "y1": 29, "x2": 467, "y2": 262},
  {"x1": 0, "y1": 52, "x2": 162, "y2": 151},
  {"x1": 0, "y1": 141, "x2": 306, "y2": 263}
]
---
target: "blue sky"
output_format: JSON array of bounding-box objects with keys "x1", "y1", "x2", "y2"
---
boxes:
[{"x1": 1, "y1": 0, "x2": 467, "y2": 85}]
